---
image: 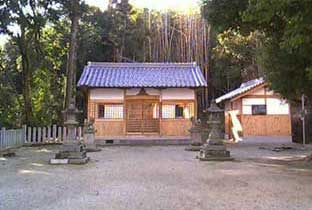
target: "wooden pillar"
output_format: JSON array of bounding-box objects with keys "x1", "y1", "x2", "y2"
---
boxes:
[
  {"x1": 124, "y1": 89, "x2": 127, "y2": 135},
  {"x1": 159, "y1": 89, "x2": 163, "y2": 136}
]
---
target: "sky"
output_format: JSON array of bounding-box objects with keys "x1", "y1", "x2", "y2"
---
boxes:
[
  {"x1": 0, "y1": 0, "x2": 200, "y2": 46},
  {"x1": 85, "y1": 0, "x2": 200, "y2": 12}
]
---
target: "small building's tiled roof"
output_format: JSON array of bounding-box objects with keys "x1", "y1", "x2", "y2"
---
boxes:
[
  {"x1": 216, "y1": 78, "x2": 265, "y2": 103},
  {"x1": 78, "y1": 62, "x2": 207, "y2": 88}
]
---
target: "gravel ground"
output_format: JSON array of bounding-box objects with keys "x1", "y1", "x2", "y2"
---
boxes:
[{"x1": 1, "y1": 138, "x2": 312, "y2": 210}]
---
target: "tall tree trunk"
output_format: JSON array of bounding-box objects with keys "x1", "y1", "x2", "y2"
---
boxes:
[
  {"x1": 206, "y1": 24, "x2": 213, "y2": 101},
  {"x1": 17, "y1": 27, "x2": 33, "y2": 125},
  {"x1": 65, "y1": 0, "x2": 80, "y2": 108}
]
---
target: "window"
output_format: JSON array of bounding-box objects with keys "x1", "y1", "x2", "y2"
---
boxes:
[
  {"x1": 98, "y1": 104, "x2": 123, "y2": 119},
  {"x1": 252, "y1": 105, "x2": 267, "y2": 115},
  {"x1": 152, "y1": 103, "x2": 159, "y2": 119},
  {"x1": 175, "y1": 105, "x2": 184, "y2": 118},
  {"x1": 162, "y1": 104, "x2": 175, "y2": 118},
  {"x1": 184, "y1": 103, "x2": 194, "y2": 119},
  {"x1": 162, "y1": 103, "x2": 194, "y2": 119}
]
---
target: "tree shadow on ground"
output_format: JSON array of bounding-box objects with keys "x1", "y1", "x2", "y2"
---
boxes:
[{"x1": 246, "y1": 155, "x2": 312, "y2": 174}]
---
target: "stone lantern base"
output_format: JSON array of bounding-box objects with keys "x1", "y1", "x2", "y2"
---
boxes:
[
  {"x1": 84, "y1": 133, "x2": 101, "y2": 152},
  {"x1": 185, "y1": 118, "x2": 207, "y2": 152},
  {"x1": 198, "y1": 100, "x2": 233, "y2": 161},
  {"x1": 83, "y1": 119, "x2": 101, "y2": 152},
  {"x1": 50, "y1": 100, "x2": 89, "y2": 165},
  {"x1": 185, "y1": 126, "x2": 202, "y2": 151},
  {"x1": 50, "y1": 142, "x2": 89, "y2": 164},
  {"x1": 50, "y1": 141, "x2": 89, "y2": 165},
  {"x1": 199, "y1": 142, "x2": 233, "y2": 161},
  {"x1": 185, "y1": 142, "x2": 202, "y2": 151}
]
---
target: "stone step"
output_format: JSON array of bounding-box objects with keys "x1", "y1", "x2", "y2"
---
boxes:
[{"x1": 96, "y1": 139, "x2": 191, "y2": 146}]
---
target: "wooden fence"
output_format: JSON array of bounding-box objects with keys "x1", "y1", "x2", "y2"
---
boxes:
[
  {"x1": 0, "y1": 125, "x2": 83, "y2": 151},
  {"x1": 0, "y1": 128, "x2": 25, "y2": 150},
  {"x1": 25, "y1": 125, "x2": 83, "y2": 145}
]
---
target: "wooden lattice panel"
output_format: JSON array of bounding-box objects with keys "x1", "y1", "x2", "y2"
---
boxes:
[{"x1": 126, "y1": 100, "x2": 160, "y2": 134}]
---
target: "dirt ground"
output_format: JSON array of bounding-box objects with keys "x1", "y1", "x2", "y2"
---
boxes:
[{"x1": 1, "y1": 137, "x2": 312, "y2": 210}]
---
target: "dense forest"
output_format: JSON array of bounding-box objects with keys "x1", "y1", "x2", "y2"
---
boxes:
[
  {"x1": 0, "y1": 0, "x2": 213, "y2": 127},
  {"x1": 0, "y1": 0, "x2": 311, "y2": 129}
]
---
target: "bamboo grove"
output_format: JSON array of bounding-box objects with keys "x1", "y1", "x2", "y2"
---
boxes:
[
  {"x1": 0, "y1": 0, "x2": 214, "y2": 127},
  {"x1": 105, "y1": 2, "x2": 212, "y2": 109},
  {"x1": 0, "y1": 0, "x2": 262, "y2": 128}
]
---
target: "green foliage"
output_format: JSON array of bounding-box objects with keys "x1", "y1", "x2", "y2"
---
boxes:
[
  {"x1": 243, "y1": 0, "x2": 312, "y2": 99},
  {"x1": 0, "y1": 24, "x2": 69, "y2": 127},
  {"x1": 31, "y1": 25, "x2": 69, "y2": 125},
  {"x1": 0, "y1": 0, "x2": 66, "y2": 126},
  {"x1": 202, "y1": 0, "x2": 249, "y2": 32},
  {"x1": 0, "y1": 46, "x2": 23, "y2": 128},
  {"x1": 258, "y1": 39, "x2": 311, "y2": 100},
  {"x1": 0, "y1": 0, "x2": 211, "y2": 127},
  {"x1": 212, "y1": 29, "x2": 261, "y2": 94},
  {"x1": 201, "y1": 0, "x2": 261, "y2": 97},
  {"x1": 202, "y1": 0, "x2": 312, "y2": 101}
]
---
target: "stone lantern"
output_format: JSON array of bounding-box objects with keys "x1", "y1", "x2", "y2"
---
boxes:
[
  {"x1": 83, "y1": 118, "x2": 101, "y2": 152},
  {"x1": 50, "y1": 99, "x2": 89, "y2": 164},
  {"x1": 199, "y1": 100, "x2": 233, "y2": 161},
  {"x1": 185, "y1": 117, "x2": 202, "y2": 151}
]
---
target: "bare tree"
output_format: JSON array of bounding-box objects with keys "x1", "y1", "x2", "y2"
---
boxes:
[{"x1": 65, "y1": 0, "x2": 81, "y2": 108}]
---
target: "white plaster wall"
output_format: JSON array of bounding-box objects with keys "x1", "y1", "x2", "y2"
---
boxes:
[
  {"x1": 161, "y1": 88, "x2": 195, "y2": 100},
  {"x1": 89, "y1": 88, "x2": 124, "y2": 100},
  {"x1": 126, "y1": 88, "x2": 160, "y2": 96},
  {"x1": 243, "y1": 98, "x2": 265, "y2": 105},
  {"x1": 242, "y1": 97, "x2": 289, "y2": 115},
  {"x1": 242, "y1": 98, "x2": 265, "y2": 114},
  {"x1": 267, "y1": 98, "x2": 289, "y2": 115},
  {"x1": 90, "y1": 88, "x2": 195, "y2": 101}
]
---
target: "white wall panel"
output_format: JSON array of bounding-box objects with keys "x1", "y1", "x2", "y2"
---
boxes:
[
  {"x1": 126, "y1": 88, "x2": 160, "y2": 96},
  {"x1": 242, "y1": 106, "x2": 252, "y2": 115},
  {"x1": 242, "y1": 98, "x2": 265, "y2": 115},
  {"x1": 242, "y1": 98, "x2": 265, "y2": 105},
  {"x1": 90, "y1": 88, "x2": 124, "y2": 100},
  {"x1": 242, "y1": 97, "x2": 289, "y2": 115},
  {"x1": 90, "y1": 88, "x2": 195, "y2": 101},
  {"x1": 267, "y1": 98, "x2": 289, "y2": 115},
  {"x1": 161, "y1": 88, "x2": 195, "y2": 100}
]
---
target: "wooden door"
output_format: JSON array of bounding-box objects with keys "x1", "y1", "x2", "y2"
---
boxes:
[
  {"x1": 142, "y1": 102, "x2": 159, "y2": 133},
  {"x1": 126, "y1": 100, "x2": 159, "y2": 134}
]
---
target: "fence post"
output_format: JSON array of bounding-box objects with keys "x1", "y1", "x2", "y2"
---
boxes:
[
  {"x1": 38, "y1": 127, "x2": 42, "y2": 143},
  {"x1": 32, "y1": 127, "x2": 37, "y2": 144},
  {"x1": 47, "y1": 126, "x2": 51, "y2": 142},
  {"x1": 62, "y1": 126, "x2": 66, "y2": 141},
  {"x1": 19, "y1": 129, "x2": 23, "y2": 146},
  {"x1": 0, "y1": 127, "x2": 5, "y2": 149},
  {"x1": 57, "y1": 126, "x2": 62, "y2": 142},
  {"x1": 13, "y1": 129, "x2": 17, "y2": 146},
  {"x1": 5, "y1": 129, "x2": 8, "y2": 148},
  {"x1": 52, "y1": 125, "x2": 57, "y2": 141},
  {"x1": 42, "y1": 127, "x2": 46, "y2": 143},
  {"x1": 23, "y1": 125, "x2": 27, "y2": 144},
  {"x1": 28, "y1": 127, "x2": 31, "y2": 144},
  {"x1": 4, "y1": 128, "x2": 7, "y2": 148}
]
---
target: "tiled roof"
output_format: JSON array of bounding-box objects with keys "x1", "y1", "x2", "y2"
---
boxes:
[
  {"x1": 216, "y1": 78, "x2": 265, "y2": 103},
  {"x1": 77, "y1": 62, "x2": 207, "y2": 88}
]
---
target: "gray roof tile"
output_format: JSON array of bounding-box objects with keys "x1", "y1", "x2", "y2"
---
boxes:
[
  {"x1": 78, "y1": 62, "x2": 207, "y2": 88},
  {"x1": 216, "y1": 78, "x2": 265, "y2": 103}
]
